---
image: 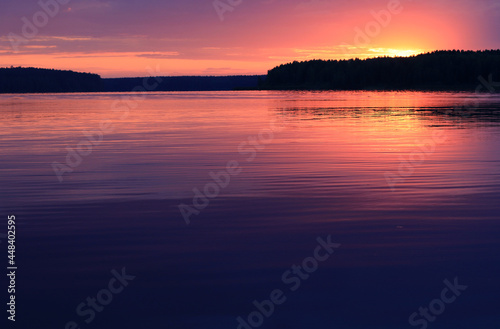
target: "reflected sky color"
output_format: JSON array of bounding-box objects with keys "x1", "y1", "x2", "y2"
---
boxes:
[
  {"x1": 2, "y1": 91, "x2": 500, "y2": 328},
  {"x1": 1, "y1": 91, "x2": 499, "y2": 207},
  {"x1": 0, "y1": 0, "x2": 499, "y2": 76}
]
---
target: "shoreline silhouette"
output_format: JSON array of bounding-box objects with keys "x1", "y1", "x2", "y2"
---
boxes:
[{"x1": 1, "y1": 50, "x2": 499, "y2": 93}]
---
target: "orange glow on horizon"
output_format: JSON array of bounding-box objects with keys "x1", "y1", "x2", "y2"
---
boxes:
[{"x1": 0, "y1": 0, "x2": 493, "y2": 77}]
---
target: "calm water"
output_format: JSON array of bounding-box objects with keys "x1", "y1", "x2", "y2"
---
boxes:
[{"x1": 1, "y1": 91, "x2": 500, "y2": 328}]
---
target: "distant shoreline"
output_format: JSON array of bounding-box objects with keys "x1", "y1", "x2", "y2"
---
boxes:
[
  {"x1": 1, "y1": 88, "x2": 497, "y2": 94},
  {"x1": 1, "y1": 50, "x2": 499, "y2": 94},
  {"x1": 1, "y1": 85, "x2": 497, "y2": 94}
]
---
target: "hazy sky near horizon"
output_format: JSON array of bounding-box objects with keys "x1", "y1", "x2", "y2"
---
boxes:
[{"x1": 0, "y1": 0, "x2": 499, "y2": 77}]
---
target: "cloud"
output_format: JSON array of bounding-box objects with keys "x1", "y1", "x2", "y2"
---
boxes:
[
  {"x1": 135, "y1": 52, "x2": 180, "y2": 58},
  {"x1": 202, "y1": 67, "x2": 237, "y2": 75},
  {"x1": 295, "y1": 0, "x2": 335, "y2": 12},
  {"x1": 66, "y1": 0, "x2": 112, "y2": 13},
  {"x1": 293, "y1": 45, "x2": 427, "y2": 60}
]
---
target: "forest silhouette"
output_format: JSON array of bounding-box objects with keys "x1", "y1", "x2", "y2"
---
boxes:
[
  {"x1": 0, "y1": 67, "x2": 101, "y2": 93},
  {"x1": 261, "y1": 50, "x2": 500, "y2": 91},
  {"x1": 1, "y1": 50, "x2": 499, "y2": 93},
  {"x1": 0, "y1": 67, "x2": 263, "y2": 93}
]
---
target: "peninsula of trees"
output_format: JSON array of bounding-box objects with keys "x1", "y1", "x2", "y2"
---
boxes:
[
  {"x1": 0, "y1": 67, "x2": 102, "y2": 93},
  {"x1": 260, "y1": 50, "x2": 500, "y2": 91}
]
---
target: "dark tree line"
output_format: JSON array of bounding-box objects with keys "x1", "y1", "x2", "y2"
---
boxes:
[
  {"x1": 0, "y1": 67, "x2": 102, "y2": 93},
  {"x1": 0, "y1": 67, "x2": 265, "y2": 93},
  {"x1": 103, "y1": 75, "x2": 266, "y2": 92},
  {"x1": 261, "y1": 50, "x2": 500, "y2": 91},
  {"x1": 4, "y1": 51, "x2": 499, "y2": 93}
]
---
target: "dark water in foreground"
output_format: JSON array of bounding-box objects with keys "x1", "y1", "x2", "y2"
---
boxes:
[{"x1": 1, "y1": 91, "x2": 500, "y2": 328}]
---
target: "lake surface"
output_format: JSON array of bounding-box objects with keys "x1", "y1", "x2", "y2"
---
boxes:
[{"x1": 1, "y1": 91, "x2": 499, "y2": 328}]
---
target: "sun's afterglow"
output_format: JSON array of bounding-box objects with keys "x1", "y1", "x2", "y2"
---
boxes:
[{"x1": 370, "y1": 48, "x2": 426, "y2": 58}]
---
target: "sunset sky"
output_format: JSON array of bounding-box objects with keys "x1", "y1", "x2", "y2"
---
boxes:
[{"x1": 0, "y1": 0, "x2": 499, "y2": 77}]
